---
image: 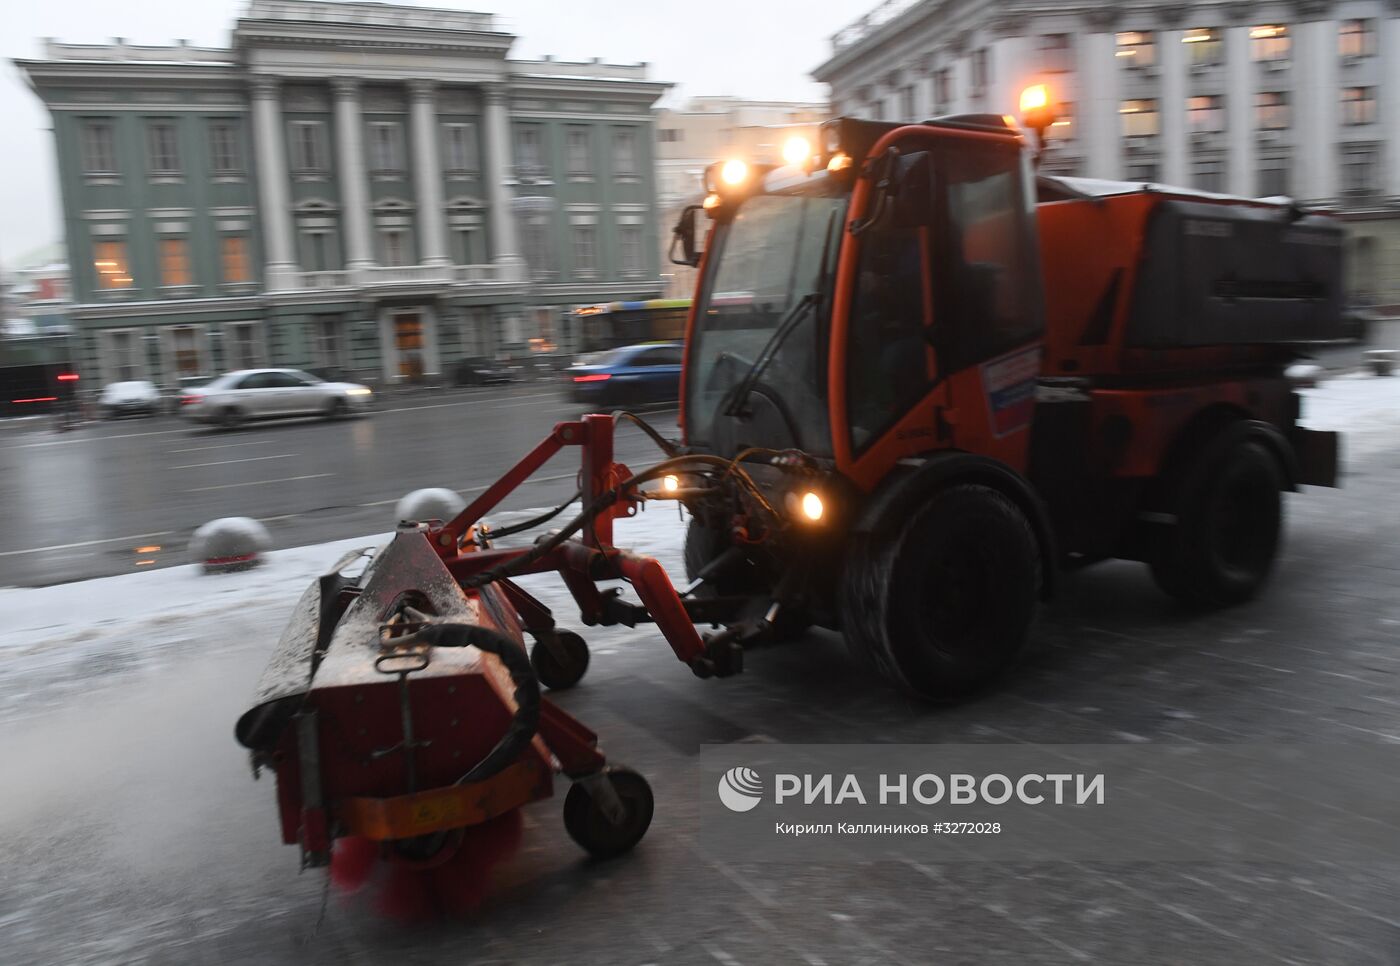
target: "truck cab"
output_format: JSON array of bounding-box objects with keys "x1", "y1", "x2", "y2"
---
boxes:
[{"x1": 672, "y1": 114, "x2": 1341, "y2": 700}]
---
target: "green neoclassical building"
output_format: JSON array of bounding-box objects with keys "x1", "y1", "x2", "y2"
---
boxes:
[{"x1": 16, "y1": 0, "x2": 670, "y2": 389}]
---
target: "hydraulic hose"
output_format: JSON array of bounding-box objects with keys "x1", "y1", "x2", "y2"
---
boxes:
[{"x1": 406, "y1": 622, "x2": 540, "y2": 786}]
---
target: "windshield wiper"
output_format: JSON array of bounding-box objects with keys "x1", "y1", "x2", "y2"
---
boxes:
[
  {"x1": 720, "y1": 209, "x2": 840, "y2": 419},
  {"x1": 721, "y1": 290, "x2": 819, "y2": 417}
]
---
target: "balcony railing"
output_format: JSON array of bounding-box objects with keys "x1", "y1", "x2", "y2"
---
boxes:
[
  {"x1": 361, "y1": 264, "x2": 448, "y2": 285},
  {"x1": 300, "y1": 270, "x2": 352, "y2": 290}
]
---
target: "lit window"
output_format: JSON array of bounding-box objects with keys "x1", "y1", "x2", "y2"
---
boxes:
[
  {"x1": 1341, "y1": 87, "x2": 1377, "y2": 125},
  {"x1": 1116, "y1": 31, "x2": 1156, "y2": 68},
  {"x1": 1255, "y1": 92, "x2": 1290, "y2": 130},
  {"x1": 1250, "y1": 25, "x2": 1291, "y2": 62},
  {"x1": 1188, "y1": 95, "x2": 1224, "y2": 133},
  {"x1": 82, "y1": 120, "x2": 116, "y2": 174},
  {"x1": 93, "y1": 240, "x2": 132, "y2": 290},
  {"x1": 147, "y1": 120, "x2": 181, "y2": 175},
  {"x1": 1120, "y1": 98, "x2": 1160, "y2": 137},
  {"x1": 1183, "y1": 28, "x2": 1223, "y2": 66},
  {"x1": 1339, "y1": 20, "x2": 1376, "y2": 58},
  {"x1": 160, "y1": 238, "x2": 192, "y2": 287},
  {"x1": 221, "y1": 236, "x2": 250, "y2": 283}
]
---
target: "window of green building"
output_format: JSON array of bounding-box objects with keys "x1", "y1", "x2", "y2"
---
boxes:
[
  {"x1": 147, "y1": 119, "x2": 181, "y2": 176},
  {"x1": 81, "y1": 119, "x2": 117, "y2": 174},
  {"x1": 160, "y1": 238, "x2": 192, "y2": 287},
  {"x1": 209, "y1": 120, "x2": 243, "y2": 175},
  {"x1": 221, "y1": 236, "x2": 251, "y2": 283},
  {"x1": 94, "y1": 240, "x2": 132, "y2": 289}
]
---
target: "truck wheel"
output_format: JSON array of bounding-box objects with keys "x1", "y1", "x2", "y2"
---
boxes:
[
  {"x1": 683, "y1": 521, "x2": 810, "y2": 640},
  {"x1": 840, "y1": 484, "x2": 1040, "y2": 701},
  {"x1": 563, "y1": 766, "x2": 654, "y2": 859},
  {"x1": 1149, "y1": 440, "x2": 1283, "y2": 607}
]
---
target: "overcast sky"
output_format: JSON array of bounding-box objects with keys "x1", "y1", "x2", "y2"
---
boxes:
[{"x1": 0, "y1": 0, "x2": 855, "y2": 266}]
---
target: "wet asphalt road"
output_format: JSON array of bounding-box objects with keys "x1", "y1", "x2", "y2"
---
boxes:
[
  {"x1": 0, "y1": 382, "x2": 680, "y2": 588},
  {"x1": 1, "y1": 377, "x2": 1399, "y2": 963}
]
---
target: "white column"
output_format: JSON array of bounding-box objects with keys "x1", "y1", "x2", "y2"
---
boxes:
[
  {"x1": 250, "y1": 77, "x2": 298, "y2": 290},
  {"x1": 409, "y1": 80, "x2": 450, "y2": 267},
  {"x1": 481, "y1": 82, "x2": 523, "y2": 278},
  {"x1": 1380, "y1": 16, "x2": 1400, "y2": 198},
  {"x1": 332, "y1": 78, "x2": 374, "y2": 271},
  {"x1": 950, "y1": 55, "x2": 972, "y2": 114},
  {"x1": 1225, "y1": 26, "x2": 1255, "y2": 197},
  {"x1": 1294, "y1": 18, "x2": 1339, "y2": 202},
  {"x1": 1078, "y1": 28, "x2": 1122, "y2": 180},
  {"x1": 1159, "y1": 28, "x2": 1188, "y2": 187}
]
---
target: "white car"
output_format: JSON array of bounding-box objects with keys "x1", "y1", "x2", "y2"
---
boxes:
[
  {"x1": 98, "y1": 380, "x2": 162, "y2": 419},
  {"x1": 179, "y1": 369, "x2": 373, "y2": 427}
]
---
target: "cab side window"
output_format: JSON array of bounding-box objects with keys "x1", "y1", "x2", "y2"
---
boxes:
[
  {"x1": 846, "y1": 218, "x2": 931, "y2": 454},
  {"x1": 931, "y1": 142, "x2": 1041, "y2": 372}
]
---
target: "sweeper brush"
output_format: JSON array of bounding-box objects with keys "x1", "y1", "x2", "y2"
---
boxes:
[{"x1": 235, "y1": 413, "x2": 781, "y2": 904}]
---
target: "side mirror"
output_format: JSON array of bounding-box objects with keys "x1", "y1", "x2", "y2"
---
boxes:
[
  {"x1": 891, "y1": 151, "x2": 932, "y2": 229},
  {"x1": 669, "y1": 205, "x2": 704, "y2": 267}
]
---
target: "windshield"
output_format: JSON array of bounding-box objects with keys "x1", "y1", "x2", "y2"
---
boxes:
[{"x1": 687, "y1": 192, "x2": 847, "y2": 456}]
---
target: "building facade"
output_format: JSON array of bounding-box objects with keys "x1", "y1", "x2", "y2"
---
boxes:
[
  {"x1": 655, "y1": 97, "x2": 827, "y2": 297},
  {"x1": 17, "y1": 0, "x2": 669, "y2": 389},
  {"x1": 814, "y1": 0, "x2": 1400, "y2": 304}
]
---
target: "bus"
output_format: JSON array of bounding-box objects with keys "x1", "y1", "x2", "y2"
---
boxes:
[{"x1": 571, "y1": 299, "x2": 691, "y2": 357}]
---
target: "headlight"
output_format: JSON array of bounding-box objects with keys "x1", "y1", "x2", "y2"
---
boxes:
[
  {"x1": 800, "y1": 492, "x2": 824, "y2": 522},
  {"x1": 720, "y1": 159, "x2": 748, "y2": 185},
  {"x1": 346, "y1": 387, "x2": 373, "y2": 397}
]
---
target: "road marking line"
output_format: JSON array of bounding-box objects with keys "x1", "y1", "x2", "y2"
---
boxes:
[
  {"x1": 170, "y1": 439, "x2": 274, "y2": 454},
  {"x1": 0, "y1": 531, "x2": 175, "y2": 557},
  {"x1": 172, "y1": 454, "x2": 295, "y2": 469},
  {"x1": 187, "y1": 473, "x2": 333, "y2": 492},
  {"x1": 12, "y1": 427, "x2": 192, "y2": 448}
]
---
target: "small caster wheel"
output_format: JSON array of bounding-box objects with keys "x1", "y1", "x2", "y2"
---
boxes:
[
  {"x1": 563, "y1": 765, "x2": 654, "y2": 859},
  {"x1": 531, "y1": 630, "x2": 589, "y2": 690}
]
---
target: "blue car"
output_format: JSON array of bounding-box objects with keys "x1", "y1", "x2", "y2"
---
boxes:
[{"x1": 567, "y1": 342, "x2": 684, "y2": 406}]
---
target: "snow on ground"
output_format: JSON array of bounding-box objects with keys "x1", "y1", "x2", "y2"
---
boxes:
[
  {"x1": 1298, "y1": 370, "x2": 1400, "y2": 459},
  {"x1": 0, "y1": 373, "x2": 1393, "y2": 718},
  {"x1": 0, "y1": 501, "x2": 689, "y2": 722}
]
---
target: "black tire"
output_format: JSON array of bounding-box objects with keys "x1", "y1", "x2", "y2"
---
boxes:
[
  {"x1": 324, "y1": 397, "x2": 348, "y2": 420},
  {"x1": 219, "y1": 406, "x2": 245, "y2": 429},
  {"x1": 840, "y1": 484, "x2": 1040, "y2": 701},
  {"x1": 530, "y1": 629, "x2": 589, "y2": 690},
  {"x1": 1149, "y1": 439, "x2": 1283, "y2": 607},
  {"x1": 683, "y1": 520, "x2": 811, "y2": 640},
  {"x1": 563, "y1": 766, "x2": 654, "y2": 859}
]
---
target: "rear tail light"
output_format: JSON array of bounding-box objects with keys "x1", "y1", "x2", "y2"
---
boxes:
[
  {"x1": 573, "y1": 374, "x2": 611, "y2": 383},
  {"x1": 180, "y1": 394, "x2": 196, "y2": 405}
]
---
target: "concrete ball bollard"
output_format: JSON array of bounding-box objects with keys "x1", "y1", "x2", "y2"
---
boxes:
[
  {"x1": 394, "y1": 487, "x2": 467, "y2": 528},
  {"x1": 191, "y1": 516, "x2": 271, "y2": 573},
  {"x1": 1364, "y1": 348, "x2": 1396, "y2": 377}
]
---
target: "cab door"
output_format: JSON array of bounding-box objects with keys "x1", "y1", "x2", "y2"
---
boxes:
[{"x1": 837, "y1": 129, "x2": 1044, "y2": 490}]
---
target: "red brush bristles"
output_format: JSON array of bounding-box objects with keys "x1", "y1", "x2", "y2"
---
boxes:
[{"x1": 329, "y1": 809, "x2": 525, "y2": 922}]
